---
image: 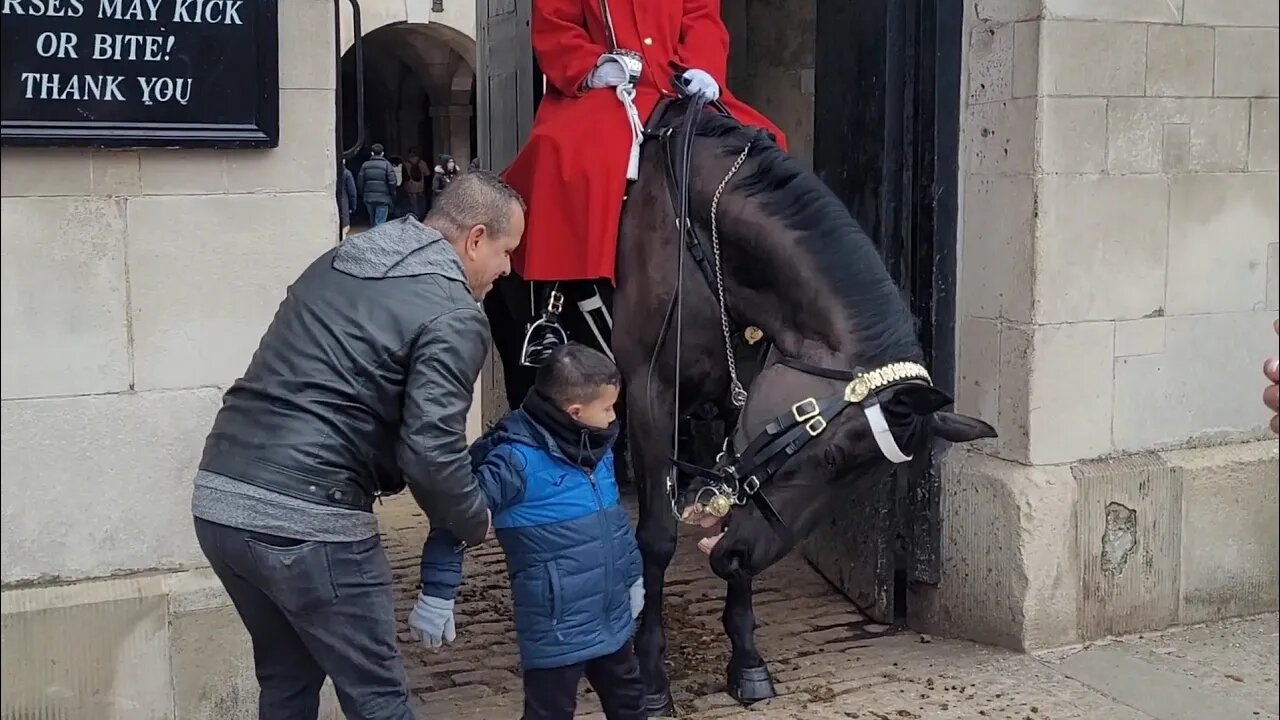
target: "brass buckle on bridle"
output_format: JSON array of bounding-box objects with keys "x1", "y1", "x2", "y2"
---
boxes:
[{"x1": 791, "y1": 397, "x2": 827, "y2": 436}]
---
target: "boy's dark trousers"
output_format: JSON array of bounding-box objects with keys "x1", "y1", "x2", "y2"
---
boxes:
[{"x1": 522, "y1": 641, "x2": 645, "y2": 720}]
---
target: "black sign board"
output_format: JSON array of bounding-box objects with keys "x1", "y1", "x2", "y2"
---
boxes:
[{"x1": 1, "y1": 0, "x2": 279, "y2": 148}]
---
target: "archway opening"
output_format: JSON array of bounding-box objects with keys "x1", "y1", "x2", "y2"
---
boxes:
[{"x1": 340, "y1": 22, "x2": 478, "y2": 225}]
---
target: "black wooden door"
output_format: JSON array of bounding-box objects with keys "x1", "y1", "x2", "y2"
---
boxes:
[
  {"x1": 805, "y1": 0, "x2": 962, "y2": 623},
  {"x1": 476, "y1": 0, "x2": 535, "y2": 171}
]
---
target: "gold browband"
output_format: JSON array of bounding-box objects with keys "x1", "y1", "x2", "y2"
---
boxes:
[{"x1": 844, "y1": 361, "x2": 932, "y2": 403}]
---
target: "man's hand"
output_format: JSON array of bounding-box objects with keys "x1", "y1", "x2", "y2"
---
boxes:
[
  {"x1": 680, "y1": 69, "x2": 721, "y2": 102},
  {"x1": 407, "y1": 593, "x2": 457, "y2": 649},
  {"x1": 1265, "y1": 319, "x2": 1279, "y2": 436}
]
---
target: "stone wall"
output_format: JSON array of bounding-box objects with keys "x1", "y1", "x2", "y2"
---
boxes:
[
  {"x1": 917, "y1": 0, "x2": 1279, "y2": 650},
  {"x1": 0, "y1": 1, "x2": 343, "y2": 716}
]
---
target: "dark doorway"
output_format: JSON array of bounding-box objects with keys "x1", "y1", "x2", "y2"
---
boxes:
[{"x1": 806, "y1": 0, "x2": 963, "y2": 623}]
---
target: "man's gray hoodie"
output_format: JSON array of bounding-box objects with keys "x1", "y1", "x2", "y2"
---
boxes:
[{"x1": 194, "y1": 217, "x2": 491, "y2": 546}]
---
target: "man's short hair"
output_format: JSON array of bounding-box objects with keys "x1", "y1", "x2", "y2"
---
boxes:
[
  {"x1": 425, "y1": 170, "x2": 526, "y2": 237},
  {"x1": 371, "y1": 142, "x2": 385, "y2": 155},
  {"x1": 534, "y1": 343, "x2": 621, "y2": 407}
]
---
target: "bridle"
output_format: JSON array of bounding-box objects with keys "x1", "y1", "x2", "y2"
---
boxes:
[{"x1": 644, "y1": 95, "x2": 934, "y2": 545}]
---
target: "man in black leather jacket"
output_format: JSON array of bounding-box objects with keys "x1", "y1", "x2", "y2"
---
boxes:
[{"x1": 191, "y1": 171, "x2": 524, "y2": 720}]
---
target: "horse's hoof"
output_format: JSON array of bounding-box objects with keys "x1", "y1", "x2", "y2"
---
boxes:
[
  {"x1": 727, "y1": 663, "x2": 776, "y2": 705},
  {"x1": 643, "y1": 690, "x2": 677, "y2": 718}
]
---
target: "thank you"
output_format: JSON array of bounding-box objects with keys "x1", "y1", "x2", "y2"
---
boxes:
[{"x1": 1, "y1": 0, "x2": 279, "y2": 147}]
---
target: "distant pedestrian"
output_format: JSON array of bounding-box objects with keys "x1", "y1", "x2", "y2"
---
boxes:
[
  {"x1": 337, "y1": 164, "x2": 357, "y2": 237},
  {"x1": 433, "y1": 154, "x2": 460, "y2": 201},
  {"x1": 357, "y1": 143, "x2": 397, "y2": 227},
  {"x1": 403, "y1": 148, "x2": 431, "y2": 220}
]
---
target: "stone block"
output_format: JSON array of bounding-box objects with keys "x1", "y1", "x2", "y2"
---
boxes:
[
  {"x1": 1026, "y1": 321, "x2": 1115, "y2": 465},
  {"x1": 139, "y1": 150, "x2": 227, "y2": 195},
  {"x1": 973, "y1": 0, "x2": 1039, "y2": 23},
  {"x1": 1171, "y1": 442, "x2": 1279, "y2": 624},
  {"x1": 1034, "y1": 175, "x2": 1169, "y2": 324},
  {"x1": 0, "y1": 148, "x2": 90, "y2": 197},
  {"x1": 90, "y1": 151, "x2": 142, "y2": 196},
  {"x1": 954, "y1": 317, "x2": 1001, "y2": 448},
  {"x1": 1114, "y1": 317, "x2": 1165, "y2": 357},
  {"x1": 1036, "y1": 97, "x2": 1106, "y2": 173},
  {"x1": 1012, "y1": 21, "x2": 1039, "y2": 98},
  {"x1": 1107, "y1": 98, "x2": 1251, "y2": 174},
  {"x1": 1184, "y1": 0, "x2": 1279, "y2": 28},
  {"x1": 1250, "y1": 99, "x2": 1278, "y2": 171},
  {"x1": 1043, "y1": 0, "x2": 1180, "y2": 23},
  {"x1": 0, "y1": 389, "x2": 221, "y2": 583},
  {"x1": 0, "y1": 196, "x2": 130, "y2": 399},
  {"x1": 0, "y1": 591, "x2": 172, "y2": 719},
  {"x1": 224, "y1": 89, "x2": 335, "y2": 193},
  {"x1": 127, "y1": 192, "x2": 335, "y2": 391},
  {"x1": 964, "y1": 98, "x2": 1035, "y2": 175},
  {"x1": 914, "y1": 451, "x2": 1081, "y2": 651},
  {"x1": 280, "y1": 0, "x2": 336, "y2": 90},
  {"x1": 1165, "y1": 172, "x2": 1277, "y2": 315},
  {"x1": 1039, "y1": 21, "x2": 1147, "y2": 97},
  {"x1": 1113, "y1": 311, "x2": 1278, "y2": 452},
  {"x1": 996, "y1": 321, "x2": 1032, "y2": 462},
  {"x1": 1215, "y1": 28, "x2": 1279, "y2": 98},
  {"x1": 1268, "y1": 243, "x2": 1279, "y2": 310},
  {"x1": 1146, "y1": 25, "x2": 1214, "y2": 98},
  {"x1": 958, "y1": 176, "x2": 1035, "y2": 322},
  {"x1": 1161, "y1": 124, "x2": 1192, "y2": 173},
  {"x1": 1073, "y1": 454, "x2": 1182, "y2": 638},
  {"x1": 968, "y1": 22, "x2": 1014, "y2": 104}
]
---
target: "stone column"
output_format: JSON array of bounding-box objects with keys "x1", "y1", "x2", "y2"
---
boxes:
[
  {"x1": 430, "y1": 104, "x2": 474, "y2": 164},
  {"x1": 915, "y1": 1, "x2": 1279, "y2": 651}
]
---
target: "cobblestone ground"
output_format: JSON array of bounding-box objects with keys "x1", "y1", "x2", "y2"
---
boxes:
[
  {"x1": 377, "y1": 494, "x2": 1280, "y2": 720},
  {"x1": 375, "y1": 492, "x2": 906, "y2": 720}
]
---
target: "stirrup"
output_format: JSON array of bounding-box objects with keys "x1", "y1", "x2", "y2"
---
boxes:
[{"x1": 520, "y1": 290, "x2": 567, "y2": 367}]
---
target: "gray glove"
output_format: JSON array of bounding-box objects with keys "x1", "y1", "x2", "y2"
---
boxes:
[
  {"x1": 587, "y1": 56, "x2": 630, "y2": 89},
  {"x1": 629, "y1": 578, "x2": 645, "y2": 620},
  {"x1": 407, "y1": 593, "x2": 457, "y2": 648},
  {"x1": 681, "y1": 68, "x2": 720, "y2": 102}
]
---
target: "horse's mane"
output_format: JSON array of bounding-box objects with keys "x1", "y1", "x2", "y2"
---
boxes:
[{"x1": 688, "y1": 110, "x2": 923, "y2": 367}]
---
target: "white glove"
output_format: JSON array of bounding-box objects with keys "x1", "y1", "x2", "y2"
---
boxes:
[
  {"x1": 407, "y1": 593, "x2": 457, "y2": 648},
  {"x1": 587, "y1": 57, "x2": 630, "y2": 89},
  {"x1": 681, "y1": 69, "x2": 720, "y2": 102},
  {"x1": 629, "y1": 578, "x2": 645, "y2": 620}
]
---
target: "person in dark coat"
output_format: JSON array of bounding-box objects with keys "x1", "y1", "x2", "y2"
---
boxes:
[
  {"x1": 191, "y1": 172, "x2": 526, "y2": 720},
  {"x1": 413, "y1": 343, "x2": 645, "y2": 720},
  {"x1": 357, "y1": 143, "x2": 398, "y2": 226},
  {"x1": 432, "y1": 154, "x2": 459, "y2": 199},
  {"x1": 337, "y1": 164, "x2": 357, "y2": 236}
]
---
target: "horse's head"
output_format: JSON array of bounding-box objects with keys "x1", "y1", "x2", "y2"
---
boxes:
[
  {"x1": 678, "y1": 360, "x2": 994, "y2": 580},
  {"x1": 635, "y1": 105, "x2": 997, "y2": 580}
]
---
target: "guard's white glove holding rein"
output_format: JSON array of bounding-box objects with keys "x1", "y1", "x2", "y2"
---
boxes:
[
  {"x1": 407, "y1": 593, "x2": 457, "y2": 648},
  {"x1": 680, "y1": 68, "x2": 721, "y2": 102}
]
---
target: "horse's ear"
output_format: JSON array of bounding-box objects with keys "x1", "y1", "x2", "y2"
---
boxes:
[
  {"x1": 932, "y1": 412, "x2": 998, "y2": 442},
  {"x1": 888, "y1": 384, "x2": 953, "y2": 415}
]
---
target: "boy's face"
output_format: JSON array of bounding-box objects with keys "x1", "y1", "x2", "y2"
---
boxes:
[{"x1": 567, "y1": 384, "x2": 619, "y2": 429}]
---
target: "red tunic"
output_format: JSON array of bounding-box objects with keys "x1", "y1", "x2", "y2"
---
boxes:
[{"x1": 501, "y1": 0, "x2": 788, "y2": 284}]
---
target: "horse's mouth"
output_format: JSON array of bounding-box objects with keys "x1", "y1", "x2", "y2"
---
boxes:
[{"x1": 679, "y1": 505, "x2": 728, "y2": 556}]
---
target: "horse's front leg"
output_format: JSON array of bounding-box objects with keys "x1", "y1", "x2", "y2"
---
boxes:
[
  {"x1": 723, "y1": 576, "x2": 776, "y2": 703},
  {"x1": 635, "y1": 477, "x2": 679, "y2": 717}
]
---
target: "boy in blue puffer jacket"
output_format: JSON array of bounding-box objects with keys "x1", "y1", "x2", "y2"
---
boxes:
[{"x1": 411, "y1": 342, "x2": 645, "y2": 720}]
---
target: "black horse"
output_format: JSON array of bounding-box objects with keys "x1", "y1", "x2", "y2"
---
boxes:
[{"x1": 485, "y1": 99, "x2": 996, "y2": 716}]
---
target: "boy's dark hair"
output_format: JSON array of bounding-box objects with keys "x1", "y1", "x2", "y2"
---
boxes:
[{"x1": 534, "y1": 343, "x2": 621, "y2": 407}]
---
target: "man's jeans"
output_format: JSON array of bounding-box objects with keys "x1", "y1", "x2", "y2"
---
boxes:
[
  {"x1": 194, "y1": 518, "x2": 412, "y2": 720},
  {"x1": 368, "y1": 202, "x2": 390, "y2": 226}
]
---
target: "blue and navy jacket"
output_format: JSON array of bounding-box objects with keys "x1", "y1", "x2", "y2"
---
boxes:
[{"x1": 419, "y1": 409, "x2": 642, "y2": 670}]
